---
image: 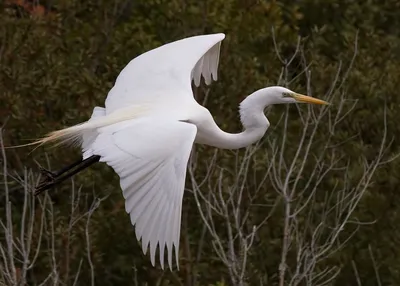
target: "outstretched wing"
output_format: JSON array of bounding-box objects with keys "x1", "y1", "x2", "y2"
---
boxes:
[
  {"x1": 86, "y1": 118, "x2": 197, "y2": 269},
  {"x1": 105, "y1": 33, "x2": 225, "y2": 114}
]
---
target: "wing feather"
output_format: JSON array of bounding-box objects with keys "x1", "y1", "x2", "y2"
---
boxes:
[
  {"x1": 157, "y1": 201, "x2": 170, "y2": 268},
  {"x1": 87, "y1": 118, "x2": 197, "y2": 269},
  {"x1": 105, "y1": 34, "x2": 225, "y2": 114},
  {"x1": 142, "y1": 189, "x2": 165, "y2": 254}
]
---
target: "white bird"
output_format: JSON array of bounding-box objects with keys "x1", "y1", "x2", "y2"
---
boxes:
[{"x1": 29, "y1": 33, "x2": 328, "y2": 270}]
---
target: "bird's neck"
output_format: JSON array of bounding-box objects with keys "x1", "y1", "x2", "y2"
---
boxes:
[
  {"x1": 239, "y1": 89, "x2": 272, "y2": 130},
  {"x1": 196, "y1": 91, "x2": 271, "y2": 149},
  {"x1": 205, "y1": 127, "x2": 268, "y2": 149}
]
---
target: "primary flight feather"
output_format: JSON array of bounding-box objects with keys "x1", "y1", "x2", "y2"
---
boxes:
[{"x1": 30, "y1": 33, "x2": 328, "y2": 270}]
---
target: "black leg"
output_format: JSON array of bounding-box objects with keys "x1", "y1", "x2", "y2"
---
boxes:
[
  {"x1": 38, "y1": 158, "x2": 85, "y2": 181},
  {"x1": 35, "y1": 155, "x2": 101, "y2": 196},
  {"x1": 52, "y1": 158, "x2": 87, "y2": 176}
]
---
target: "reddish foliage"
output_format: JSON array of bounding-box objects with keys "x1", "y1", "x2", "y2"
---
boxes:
[{"x1": 5, "y1": 0, "x2": 54, "y2": 17}]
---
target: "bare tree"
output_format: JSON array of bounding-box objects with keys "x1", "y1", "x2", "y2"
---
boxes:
[
  {"x1": 188, "y1": 31, "x2": 396, "y2": 286},
  {"x1": 0, "y1": 129, "x2": 106, "y2": 286}
]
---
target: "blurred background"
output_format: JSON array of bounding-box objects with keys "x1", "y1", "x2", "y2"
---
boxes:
[{"x1": 1, "y1": 0, "x2": 400, "y2": 285}]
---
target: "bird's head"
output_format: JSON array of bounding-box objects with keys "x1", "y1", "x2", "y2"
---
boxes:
[{"x1": 262, "y1": 86, "x2": 329, "y2": 106}]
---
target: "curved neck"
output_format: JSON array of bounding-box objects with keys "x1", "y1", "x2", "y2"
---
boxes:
[
  {"x1": 200, "y1": 127, "x2": 268, "y2": 149},
  {"x1": 196, "y1": 91, "x2": 271, "y2": 149}
]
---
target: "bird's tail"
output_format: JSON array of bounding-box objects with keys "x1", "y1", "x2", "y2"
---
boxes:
[
  {"x1": 7, "y1": 121, "x2": 92, "y2": 150},
  {"x1": 8, "y1": 105, "x2": 148, "y2": 150}
]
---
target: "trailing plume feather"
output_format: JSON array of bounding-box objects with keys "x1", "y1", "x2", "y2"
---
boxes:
[
  {"x1": 33, "y1": 121, "x2": 94, "y2": 148},
  {"x1": 8, "y1": 105, "x2": 148, "y2": 150}
]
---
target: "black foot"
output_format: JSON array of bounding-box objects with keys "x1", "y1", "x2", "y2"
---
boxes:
[
  {"x1": 39, "y1": 167, "x2": 57, "y2": 180},
  {"x1": 35, "y1": 167, "x2": 58, "y2": 196},
  {"x1": 34, "y1": 155, "x2": 101, "y2": 196}
]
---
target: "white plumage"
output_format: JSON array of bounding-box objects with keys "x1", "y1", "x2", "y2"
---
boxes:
[
  {"x1": 104, "y1": 33, "x2": 224, "y2": 114},
  {"x1": 32, "y1": 33, "x2": 328, "y2": 270},
  {"x1": 84, "y1": 34, "x2": 226, "y2": 269},
  {"x1": 88, "y1": 119, "x2": 196, "y2": 269}
]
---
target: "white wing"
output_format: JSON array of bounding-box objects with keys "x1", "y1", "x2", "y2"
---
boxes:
[
  {"x1": 86, "y1": 118, "x2": 197, "y2": 269},
  {"x1": 105, "y1": 33, "x2": 225, "y2": 114}
]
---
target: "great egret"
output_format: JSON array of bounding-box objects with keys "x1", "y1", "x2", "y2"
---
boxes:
[{"x1": 30, "y1": 33, "x2": 328, "y2": 270}]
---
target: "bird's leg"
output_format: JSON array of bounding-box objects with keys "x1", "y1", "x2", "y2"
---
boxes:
[
  {"x1": 35, "y1": 155, "x2": 101, "y2": 196},
  {"x1": 38, "y1": 158, "x2": 85, "y2": 180}
]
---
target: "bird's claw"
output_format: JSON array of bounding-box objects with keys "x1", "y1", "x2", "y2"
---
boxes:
[
  {"x1": 34, "y1": 167, "x2": 58, "y2": 195},
  {"x1": 39, "y1": 167, "x2": 57, "y2": 180}
]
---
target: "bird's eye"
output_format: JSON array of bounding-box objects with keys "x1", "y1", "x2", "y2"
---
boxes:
[{"x1": 282, "y1": 92, "x2": 292, "y2": 98}]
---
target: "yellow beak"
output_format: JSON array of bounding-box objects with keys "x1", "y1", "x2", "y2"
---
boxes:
[{"x1": 292, "y1": 93, "x2": 329, "y2": 105}]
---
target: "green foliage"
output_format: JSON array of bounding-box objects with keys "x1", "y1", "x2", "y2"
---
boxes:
[{"x1": 1, "y1": 0, "x2": 400, "y2": 285}]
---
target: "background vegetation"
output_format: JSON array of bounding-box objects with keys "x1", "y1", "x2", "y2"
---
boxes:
[{"x1": 1, "y1": 0, "x2": 400, "y2": 285}]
